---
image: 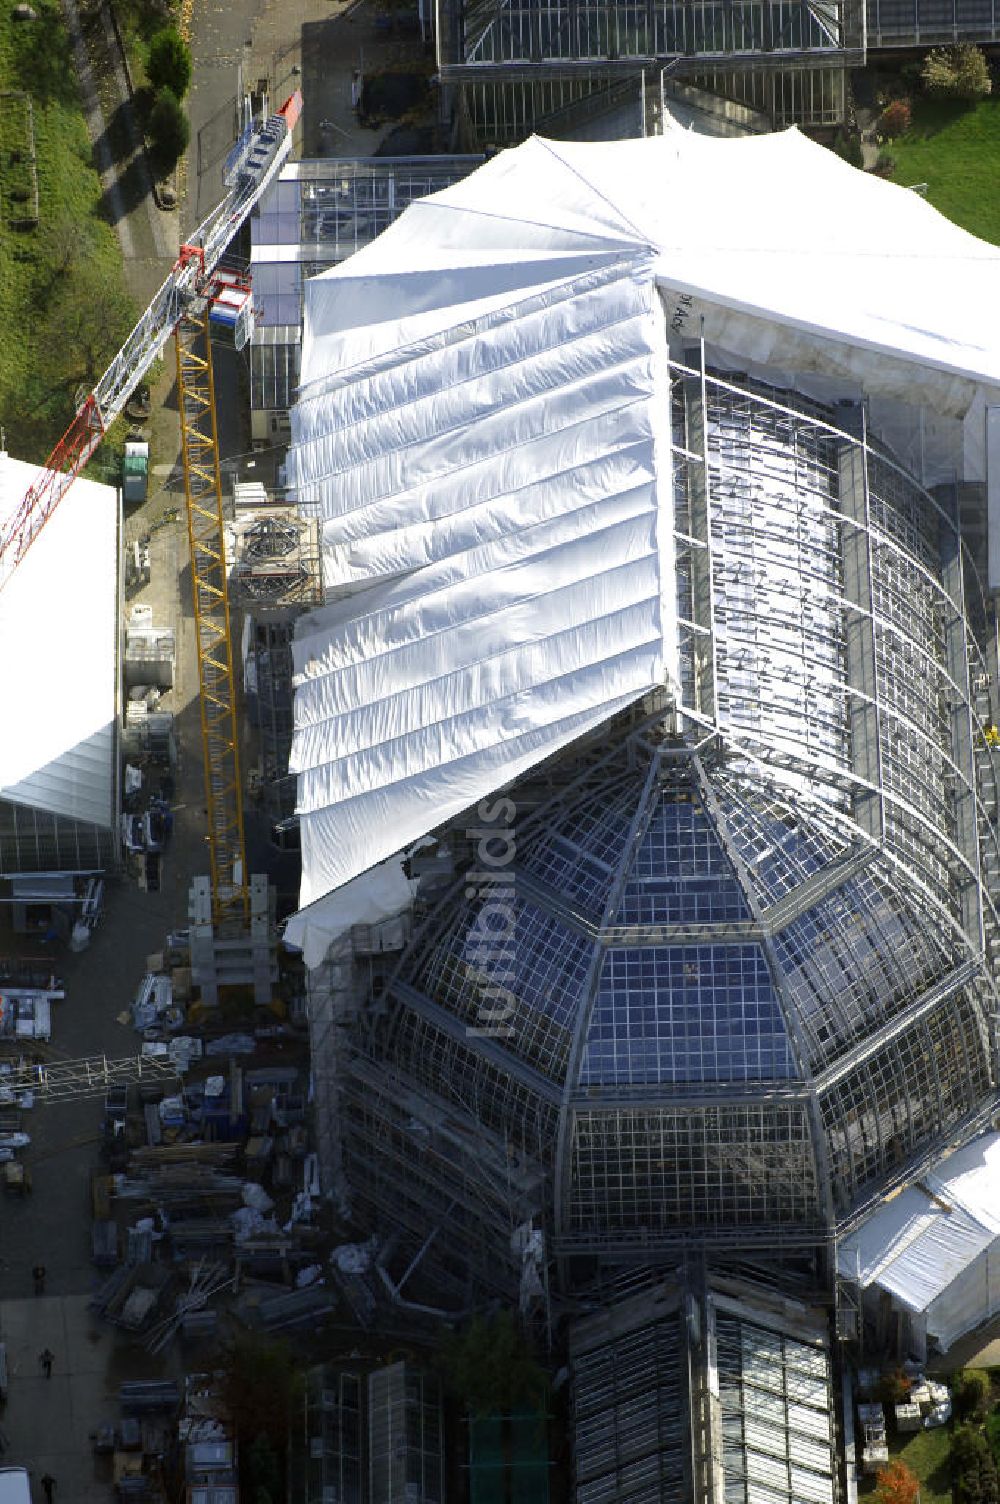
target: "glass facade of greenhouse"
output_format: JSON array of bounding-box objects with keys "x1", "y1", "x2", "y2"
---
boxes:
[
  {"x1": 435, "y1": 0, "x2": 859, "y2": 138},
  {"x1": 435, "y1": 0, "x2": 1000, "y2": 140},
  {"x1": 330, "y1": 363, "x2": 1000, "y2": 1303}
]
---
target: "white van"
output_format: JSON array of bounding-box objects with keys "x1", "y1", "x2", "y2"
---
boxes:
[{"x1": 0, "y1": 1469, "x2": 31, "y2": 1503}]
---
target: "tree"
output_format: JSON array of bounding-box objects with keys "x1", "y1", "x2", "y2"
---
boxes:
[
  {"x1": 831, "y1": 129, "x2": 864, "y2": 168},
  {"x1": 217, "y1": 1333, "x2": 302, "y2": 1455},
  {"x1": 922, "y1": 44, "x2": 992, "y2": 99},
  {"x1": 146, "y1": 26, "x2": 191, "y2": 99},
  {"x1": 439, "y1": 1311, "x2": 549, "y2": 1417},
  {"x1": 878, "y1": 1368, "x2": 912, "y2": 1406},
  {"x1": 148, "y1": 87, "x2": 189, "y2": 171},
  {"x1": 880, "y1": 98, "x2": 912, "y2": 136},
  {"x1": 951, "y1": 1425, "x2": 1000, "y2": 1504},
  {"x1": 953, "y1": 43, "x2": 992, "y2": 98},
  {"x1": 875, "y1": 1459, "x2": 920, "y2": 1504},
  {"x1": 954, "y1": 1369, "x2": 991, "y2": 1423},
  {"x1": 247, "y1": 1432, "x2": 281, "y2": 1503}
]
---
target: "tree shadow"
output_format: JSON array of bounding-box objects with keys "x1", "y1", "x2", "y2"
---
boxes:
[
  {"x1": 908, "y1": 96, "x2": 978, "y2": 140},
  {"x1": 924, "y1": 1451, "x2": 952, "y2": 1498},
  {"x1": 96, "y1": 153, "x2": 154, "y2": 224},
  {"x1": 93, "y1": 100, "x2": 137, "y2": 168}
]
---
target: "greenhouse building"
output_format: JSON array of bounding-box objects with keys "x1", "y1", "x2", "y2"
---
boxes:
[{"x1": 285, "y1": 130, "x2": 1000, "y2": 1319}]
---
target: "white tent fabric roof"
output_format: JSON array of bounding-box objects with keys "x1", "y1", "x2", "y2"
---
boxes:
[
  {"x1": 285, "y1": 129, "x2": 1000, "y2": 954},
  {"x1": 296, "y1": 129, "x2": 1000, "y2": 399},
  {"x1": 837, "y1": 1132, "x2": 1000, "y2": 1314},
  {"x1": 0, "y1": 452, "x2": 118, "y2": 829}
]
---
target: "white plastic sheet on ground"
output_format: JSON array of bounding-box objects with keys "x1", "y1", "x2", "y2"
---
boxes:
[
  {"x1": 286, "y1": 128, "x2": 1000, "y2": 940},
  {"x1": 838, "y1": 1131, "x2": 1000, "y2": 1352}
]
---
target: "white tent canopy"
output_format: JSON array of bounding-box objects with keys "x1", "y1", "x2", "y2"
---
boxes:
[
  {"x1": 285, "y1": 129, "x2": 1000, "y2": 957},
  {"x1": 297, "y1": 130, "x2": 1000, "y2": 404},
  {"x1": 838, "y1": 1132, "x2": 1000, "y2": 1354},
  {"x1": 0, "y1": 453, "x2": 118, "y2": 833}
]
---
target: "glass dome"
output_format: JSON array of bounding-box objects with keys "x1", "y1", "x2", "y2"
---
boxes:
[
  {"x1": 332, "y1": 368, "x2": 1000, "y2": 1298},
  {"x1": 385, "y1": 744, "x2": 993, "y2": 1245}
]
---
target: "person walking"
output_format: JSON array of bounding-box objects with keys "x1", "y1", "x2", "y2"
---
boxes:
[
  {"x1": 38, "y1": 1348, "x2": 53, "y2": 1379},
  {"x1": 32, "y1": 1264, "x2": 45, "y2": 1295},
  {"x1": 41, "y1": 1476, "x2": 56, "y2": 1503}
]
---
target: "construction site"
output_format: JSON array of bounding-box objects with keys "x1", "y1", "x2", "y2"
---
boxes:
[{"x1": 6, "y1": 0, "x2": 1000, "y2": 1501}]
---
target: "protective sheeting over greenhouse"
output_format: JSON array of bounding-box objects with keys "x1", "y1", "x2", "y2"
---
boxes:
[
  {"x1": 287, "y1": 255, "x2": 676, "y2": 924},
  {"x1": 285, "y1": 127, "x2": 1000, "y2": 941},
  {"x1": 294, "y1": 128, "x2": 1000, "y2": 403},
  {"x1": 838, "y1": 1133, "x2": 1000, "y2": 1354}
]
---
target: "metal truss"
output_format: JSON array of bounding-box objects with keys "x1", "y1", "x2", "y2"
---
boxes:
[
  {"x1": 4, "y1": 1052, "x2": 177, "y2": 1103},
  {"x1": 175, "y1": 306, "x2": 249, "y2": 928}
]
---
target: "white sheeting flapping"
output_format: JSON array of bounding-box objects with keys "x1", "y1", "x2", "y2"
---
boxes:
[
  {"x1": 838, "y1": 1132, "x2": 1000, "y2": 1352},
  {"x1": 286, "y1": 255, "x2": 675, "y2": 932},
  {"x1": 0, "y1": 453, "x2": 118, "y2": 830},
  {"x1": 286, "y1": 128, "x2": 1000, "y2": 945}
]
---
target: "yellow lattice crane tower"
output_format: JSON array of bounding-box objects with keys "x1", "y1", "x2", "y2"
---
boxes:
[{"x1": 175, "y1": 297, "x2": 249, "y2": 927}]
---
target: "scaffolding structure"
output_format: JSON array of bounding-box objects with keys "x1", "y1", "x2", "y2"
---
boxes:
[
  {"x1": 1, "y1": 1051, "x2": 177, "y2": 1102},
  {"x1": 368, "y1": 1364, "x2": 444, "y2": 1504},
  {"x1": 571, "y1": 1284, "x2": 688, "y2": 1504},
  {"x1": 230, "y1": 512, "x2": 321, "y2": 608},
  {"x1": 288, "y1": 1366, "x2": 364, "y2": 1504},
  {"x1": 175, "y1": 306, "x2": 249, "y2": 929},
  {"x1": 245, "y1": 620, "x2": 296, "y2": 820},
  {"x1": 714, "y1": 1302, "x2": 836, "y2": 1504},
  {"x1": 567, "y1": 1275, "x2": 836, "y2": 1504}
]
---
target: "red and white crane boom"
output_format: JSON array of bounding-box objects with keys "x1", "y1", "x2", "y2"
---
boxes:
[{"x1": 0, "y1": 91, "x2": 302, "y2": 590}]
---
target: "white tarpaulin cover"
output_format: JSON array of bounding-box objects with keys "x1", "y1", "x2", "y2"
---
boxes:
[
  {"x1": 838, "y1": 1132, "x2": 1000, "y2": 1351},
  {"x1": 0, "y1": 453, "x2": 118, "y2": 829},
  {"x1": 285, "y1": 129, "x2": 1000, "y2": 953},
  {"x1": 287, "y1": 253, "x2": 675, "y2": 940}
]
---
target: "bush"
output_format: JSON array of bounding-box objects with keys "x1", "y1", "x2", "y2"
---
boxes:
[
  {"x1": 954, "y1": 1368, "x2": 992, "y2": 1422},
  {"x1": 878, "y1": 1368, "x2": 912, "y2": 1406},
  {"x1": 952, "y1": 1424, "x2": 1000, "y2": 1504},
  {"x1": 871, "y1": 149, "x2": 897, "y2": 177},
  {"x1": 146, "y1": 26, "x2": 191, "y2": 99},
  {"x1": 148, "y1": 87, "x2": 189, "y2": 170},
  {"x1": 922, "y1": 44, "x2": 992, "y2": 100},
  {"x1": 439, "y1": 1311, "x2": 549, "y2": 1417},
  {"x1": 880, "y1": 98, "x2": 912, "y2": 136},
  {"x1": 832, "y1": 128, "x2": 864, "y2": 168},
  {"x1": 874, "y1": 1460, "x2": 920, "y2": 1504}
]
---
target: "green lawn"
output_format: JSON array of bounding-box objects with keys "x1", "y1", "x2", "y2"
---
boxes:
[
  {"x1": 888, "y1": 1424, "x2": 954, "y2": 1504},
  {"x1": 858, "y1": 1425, "x2": 953, "y2": 1504},
  {"x1": 0, "y1": 0, "x2": 134, "y2": 462},
  {"x1": 890, "y1": 95, "x2": 1000, "y2": 244}
]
